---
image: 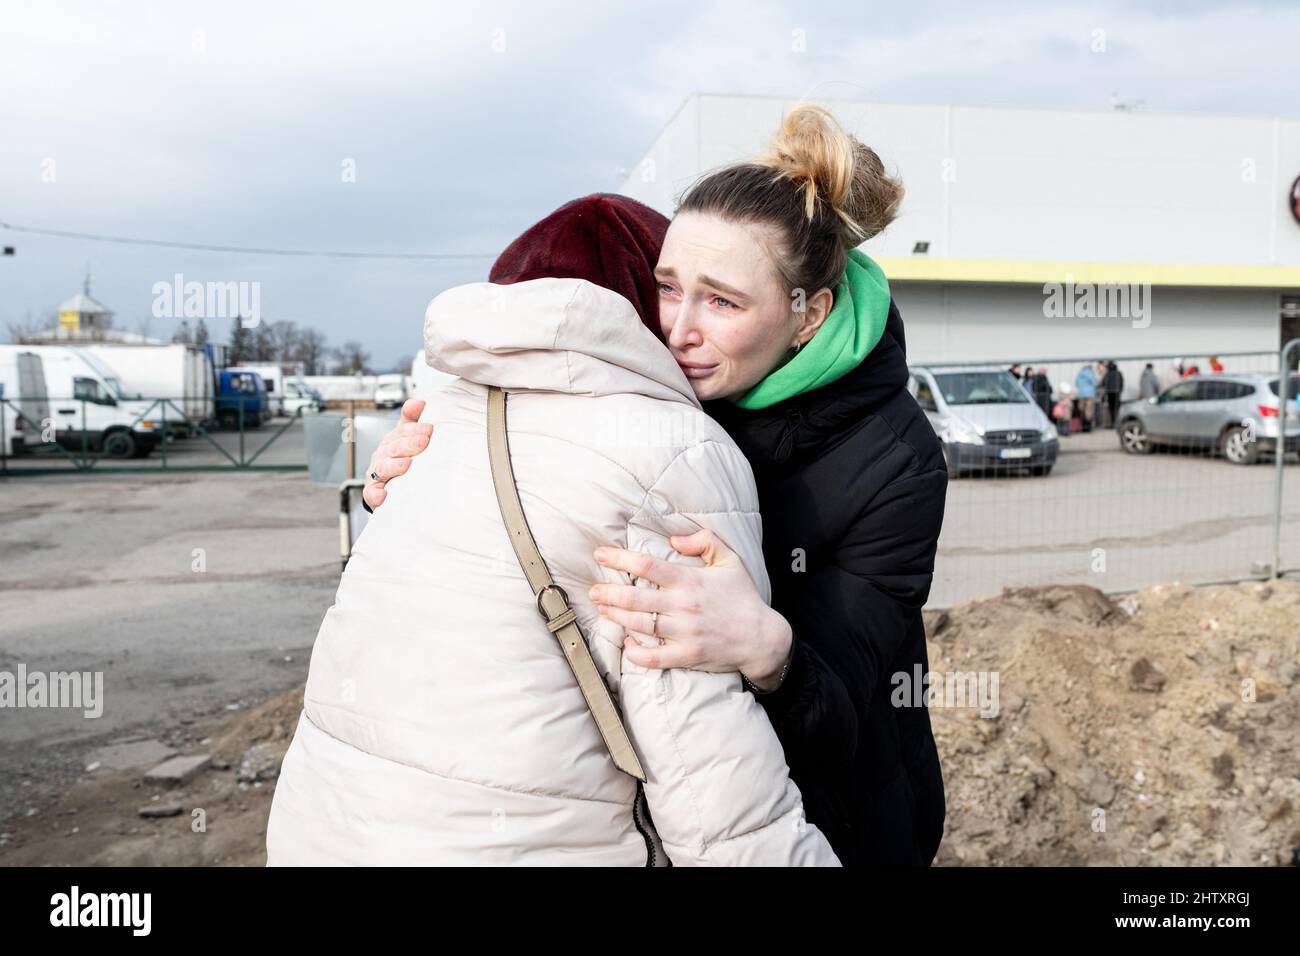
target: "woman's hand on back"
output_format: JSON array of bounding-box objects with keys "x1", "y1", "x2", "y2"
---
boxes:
[
  {"x1": 363, "y1": 399, "x2": 433, "y2": 510},
  {"x1": 589, "y1": 529, "x2": 793, "y2": 689}
]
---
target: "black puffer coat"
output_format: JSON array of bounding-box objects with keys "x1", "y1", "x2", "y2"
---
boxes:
[{"x1": 705, "y1": 300, "x2": 948, "y2": 866}]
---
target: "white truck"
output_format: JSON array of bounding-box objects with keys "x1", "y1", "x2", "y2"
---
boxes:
[
  {"x1": 82, "y1": 343, "x2": 215, "y2": 435},
  {"x1": 0, "y1": 345, "x2": 166, "y2": 458}
]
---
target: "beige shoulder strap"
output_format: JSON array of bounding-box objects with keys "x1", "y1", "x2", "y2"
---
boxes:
[{"x1": 486, "y1": 386, "x2": 646, "y2": 782}]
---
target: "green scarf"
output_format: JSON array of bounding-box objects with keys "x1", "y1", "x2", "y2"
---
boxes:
[{"x1": 734, "y1": 249, "x2": 891, "y2": 410}]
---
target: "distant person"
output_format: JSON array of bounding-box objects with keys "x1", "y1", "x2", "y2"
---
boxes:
[
  {"x1": 1209, "y1": 355, "x2": 1224, "y2": 373},
  {"x1": 1185, "y1": 364, "x2": 1201, "y2": 378},
  {"x1": 1075, "y1": 362, "x2": 1097, "y2": 432},
  {"x1": 1172, "y1": 357, "x2": 1185, "y2": 380},
  {"x1": 1028, "y1": 367, "x2": 1053, "y2": 418},
  {"x1": 1009, "y1": 363, "x2": 1023, "y2": 381},
  {"x1": 1093, "y1": 362, "x2": 1108, "y2": 427},
  {"x1": 1052, "y1": 385, "x2": 1073, "y2": 436},
  {"x1": 1101, "y1": 360, "x2": 1124, "y2": 428},
  {"x1": 1139, "y1": 362, "x2": 1160, "y2": 399}
]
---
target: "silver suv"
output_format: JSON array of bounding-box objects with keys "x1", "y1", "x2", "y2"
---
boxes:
[
  {"x1": 909, "y1": 366, "x2": 1059, "y2": 477},
  {"x1": 1116, "y1": 373, "x2": 1300, "y2": 464}
]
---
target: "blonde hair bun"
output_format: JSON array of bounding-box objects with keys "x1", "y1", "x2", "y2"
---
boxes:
[{"x1": 759, "y1": 104, "x2": 903, "y2": 246}]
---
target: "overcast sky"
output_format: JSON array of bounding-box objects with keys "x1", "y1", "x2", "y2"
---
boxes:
[{"x1": 2, "y1": 0, "x2": 1298, "y2": 368}]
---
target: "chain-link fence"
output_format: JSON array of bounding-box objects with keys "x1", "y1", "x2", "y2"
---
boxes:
[{"x1": 918, "y1": 350, "x2": 1300, "y2": 608}]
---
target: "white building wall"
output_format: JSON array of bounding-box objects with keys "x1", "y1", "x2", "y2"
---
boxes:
[
  {"x1": 621, "y1": 95, "x2": 1300, "y2": 365},
  {"x1": 625, "y1": 96, "x2": 701, "y2": 213},
  {"x1": 623, "y1": 94, "x2": 1300, "y2": 268}
]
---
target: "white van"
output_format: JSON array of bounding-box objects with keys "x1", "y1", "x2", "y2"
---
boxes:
[
  {"x1": 373, "y1": 372, "x2": 408, "y2": 409},
  {"x1": 240, "y1": 363, "x2": 287, "y2": 416},
  {"x1": 0, "y1": 345, "x2": 165, "y2": 458},
  {"x1": 281, "y1": 378, "x2": 324, "y2": 416}
]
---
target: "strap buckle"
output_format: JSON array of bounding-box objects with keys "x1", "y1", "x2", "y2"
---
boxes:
[{"x1": 535, "y1": 583, "x2": 571, "y2": 620}]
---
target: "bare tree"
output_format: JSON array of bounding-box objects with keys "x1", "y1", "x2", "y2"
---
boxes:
[
  {"x1": 228, "y1": 319, "x2": 254, "y2": 366},
  {"x1": 295, "y1": 328, "x2": 328, "y2": 375},
  {"x1": 6, "y1": 311, "x2": 49, "y2": 343},
  {"x1": 251, "y1": 324, "x2": 277, "y2": 362},
  {"x1": 269, "y1": 320, "x2": 300, "y2": 362},
  {"x1": 333, "y1": 340, "x2": 371, "y2": 375}
]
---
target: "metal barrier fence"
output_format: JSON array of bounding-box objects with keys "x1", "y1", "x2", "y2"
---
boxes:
[
  {"x1": 916, "y1": 350, "x2": 1300, "y2": 608},
  {"x1": 9, "y1": 354, "x2": 1300, "y2": 610},
  {"x1": 0, "y1": 396, "x2": 308, "y2": 473}
]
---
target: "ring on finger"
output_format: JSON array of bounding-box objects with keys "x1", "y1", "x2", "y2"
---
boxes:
[{"x1": 651, "y1": 610, "x2": 666, "y2": 645}]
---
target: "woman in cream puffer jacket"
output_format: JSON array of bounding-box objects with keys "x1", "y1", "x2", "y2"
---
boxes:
[{"x1": 266, "y1": 274, "x2": 838, "y2": 866}]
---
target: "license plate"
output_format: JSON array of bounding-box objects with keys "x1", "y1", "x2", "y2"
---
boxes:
[{"x1": 999, "y1": 447, "x2": 1032, "y2": 459}]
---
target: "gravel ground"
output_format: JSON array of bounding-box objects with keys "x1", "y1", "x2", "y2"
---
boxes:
[{"x1": 0, "y1": 471, "x2": 337, "y2": 824}]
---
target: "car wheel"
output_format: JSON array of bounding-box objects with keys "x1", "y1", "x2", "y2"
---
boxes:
[
  {"x1": 1029, "y1": 464, "x2": 1054, "y2": 477},
  {"x1": 1220, "y1": 425, "x2": 1259, "y2": 465},
  {"x1": 102, "y1": 429, "x2": 136, "y2": 459},
  {"x1": 1119, "y1": 419, "x2": 1151, "y2": 454}
]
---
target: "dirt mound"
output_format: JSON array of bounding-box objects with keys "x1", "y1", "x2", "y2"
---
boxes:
[
  {"x1": 210, "y1": 686, "x2": 303, "y2": 766},
  {"x1": 927, "y1": 580, "x2": 1300, "y2": 865}
]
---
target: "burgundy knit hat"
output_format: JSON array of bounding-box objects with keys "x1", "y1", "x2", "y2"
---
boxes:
[{"x1": 489, "y1": 194, "x2": 669, "y2": 342}]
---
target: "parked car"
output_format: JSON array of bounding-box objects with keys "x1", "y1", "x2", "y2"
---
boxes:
[
  {"x1": 909, "y1": 365, "x2": 1060, "y2": 477},
  {"x1": 373, "y1": 373, "x2": 408, "y2": 409},
  {"x1": 0, "y1": 345, "x2": 163, "y2": 458},
  {"x1": 281, "y1": 378, "x2": 325, "y2": 416},
  {"x1": 217, "y1": 368, "x2": 272, "y2": 429},
  {"x1": 1116, "y1": 373, "x2": 1300, "y2": 464}
]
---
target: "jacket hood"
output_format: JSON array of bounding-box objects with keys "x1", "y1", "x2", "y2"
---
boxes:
[{"x1": 424, "y1": 276, "x2": 699, "y2": 408}]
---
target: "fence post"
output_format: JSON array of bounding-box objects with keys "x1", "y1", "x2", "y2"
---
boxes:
[
  {"x1": 347, "y1": 400, "x2": 356, "y2": 481},
  {"x1": 80, "y1": 399, "x2": 89, "y2": 468},
  {"x1": 1273, "y1": 340, "x2": 1300, "y2": 579}
]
